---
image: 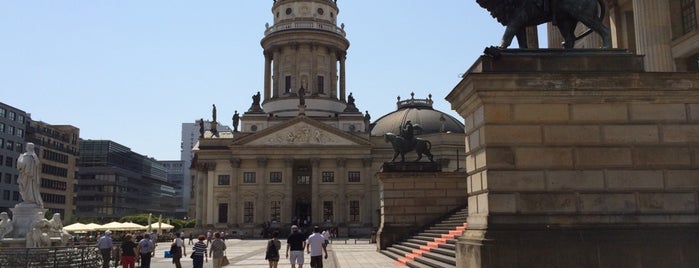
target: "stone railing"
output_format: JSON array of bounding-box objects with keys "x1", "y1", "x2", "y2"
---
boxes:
[
  {"x1": 264, "y1": 21, "x2": 346, "y2": 36},
  {"x1": 0, "y1": 245, "x2": 101, "y2": 268}
]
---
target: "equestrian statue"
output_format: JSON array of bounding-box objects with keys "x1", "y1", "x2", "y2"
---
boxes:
[
  {"x1": 477, "y1": 0, "x2": 611, "y2": 50},
  {"x1": 384, "y1": 121, "x2": 434, "y2": 162}
]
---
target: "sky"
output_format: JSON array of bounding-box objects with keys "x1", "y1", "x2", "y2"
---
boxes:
[{"x1": 0, "y1": 1, "x2": 546, "y2": 160}]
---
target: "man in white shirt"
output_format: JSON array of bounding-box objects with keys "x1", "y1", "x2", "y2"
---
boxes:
[
  {"x1": 305, "y1": 226, "x2": 328, "y2": 268},
  {"x1": 96, "y1": 230, "x2": 113, "y2": 268}
]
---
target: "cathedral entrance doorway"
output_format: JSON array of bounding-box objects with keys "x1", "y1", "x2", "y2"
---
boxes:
[{"x1": 293, "y1": 160, "x2": 312, "y2": 228}]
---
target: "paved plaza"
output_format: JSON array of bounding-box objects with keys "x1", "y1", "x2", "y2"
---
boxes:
[{"x1": 145, "y1": 238, "x2": 398, "y2": 268}]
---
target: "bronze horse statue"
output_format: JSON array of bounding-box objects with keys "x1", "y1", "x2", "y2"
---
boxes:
[
  {"x1": 477, "y1": 0, "x2": 611, "y2": 50},
  {"x1": 384, "y1": 133, "x2": 434, "y2": 162}
]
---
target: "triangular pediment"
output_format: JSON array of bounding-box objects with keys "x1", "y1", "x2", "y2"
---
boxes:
[{"x1": 235, "y1": 117, "x2": 370, "y2": 146}]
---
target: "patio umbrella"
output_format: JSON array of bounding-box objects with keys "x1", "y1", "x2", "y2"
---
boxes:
[
  {"x1": 63, "y1": 222, "x2": 92, "y2": 232},
  {"x1": 96, "y1": 221, "x2": 127, "y2": 231},
  {"x1": 148, "y1": 222, "x2": 174, "y2": 230},
  {"x1": 84, "y1": 223, "x2": 103, "y2": 231},
  {"x1": 121, "y1": 222, "x2": 147, "y2": 231}
]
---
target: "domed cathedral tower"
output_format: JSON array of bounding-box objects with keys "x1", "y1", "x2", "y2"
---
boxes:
[{"x1": 243, "y1": 0, "x2": 365, "y2": 133}]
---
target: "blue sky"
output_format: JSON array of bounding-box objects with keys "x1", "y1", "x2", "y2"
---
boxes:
[{"x1": 0, "y1": 1, "x2": 546, "y2": 160}]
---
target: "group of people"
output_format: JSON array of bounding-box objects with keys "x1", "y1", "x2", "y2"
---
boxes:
[
  {"x1": 267, "y1": 225, "x2": 330, "y2": 268},
  {"x1": 96, "y1": 230, "x2": 157, "y2": 268},
  {"x1": 98, "y1": 225, "x2": 333, "y2": 268}
]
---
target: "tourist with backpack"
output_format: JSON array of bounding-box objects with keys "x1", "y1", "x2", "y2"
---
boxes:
[
  {"x1": 265, "y1": 231, "x2": 281, "y2": 268},
  {"x1": 137, "y1": 233, "x2": 155, "y2": 268}
]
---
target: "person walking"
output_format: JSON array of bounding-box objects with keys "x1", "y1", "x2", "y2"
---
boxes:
[
  {"x1": 171, "y1": 232, "x2": 186, "y2": 268},
  {"x1": 96, "y1": 230, "x2": 113, "y2": 268},
  {"x1": 120, "y1": 234, "x2": 138, "y2": 268},
  {"x1": 265, "y1": 231, "x2": 281, "y2": 268},
  {"x1": 137, "y1": 233, "x2": 155, "y2": 268},
  {"x1": 306, "y1": 226, "x2": 328, "y2": 268},
  {"x1": 286, "y1": 225, "x2": 306, "y2": 268},
  {"x1": 209, "y1": 232, "x2": 227, "y2": 268},
  {"x1": 188, "y1": 233, "x2": 194, "y2": 245},
  {"x1": 192, "y1": 235, "x2": 208, "y2": 268}
]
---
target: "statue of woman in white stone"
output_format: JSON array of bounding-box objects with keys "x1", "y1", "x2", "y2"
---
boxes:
[
  {"x1": 17, "y1": 143, "x2": 43, "y2": 207},
  {"x1": 0, "y1": 212, "x2": 13, "y2": 239}
]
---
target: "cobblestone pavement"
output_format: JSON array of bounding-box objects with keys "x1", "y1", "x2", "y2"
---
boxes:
[{"x1": 143, "y1": 238, "x2": 397, "y2": 268}]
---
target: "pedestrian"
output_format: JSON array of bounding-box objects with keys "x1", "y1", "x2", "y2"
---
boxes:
[
  {"x1": 286, "y1": 225, "x2": 306, "y2": 268},
  {"x1": 96, "y1": 230, "x2": 113, "y2": 268},
  {"x1": 120, "y1": 234, "x2": 138, "y2": 268},
  {"x1": 306, "y1": 226, "x2": 328, "y2": 268},
  {"x1": 137, "y1": 233, "x2": 155, "y2": 268},
  {"x1": 171, "y1": 232, "x2": 186, "y2": 268},
  {"x1": 192, "y1": 235, "x2": 208, "y2": 268},
  {"x1": 209, "y1": 232, "x2": 228, "y2": 268},
  {"x1": 188, "y1": 233, "x2": 194, "y2": 245},
  {"x1": 265, "y1": 231, "x2": 281, "y2": 268}
]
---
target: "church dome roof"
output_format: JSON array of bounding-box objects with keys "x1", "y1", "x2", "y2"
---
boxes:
[{"x1": 370, "y1": 93, "x2": 464, "y2": 136}]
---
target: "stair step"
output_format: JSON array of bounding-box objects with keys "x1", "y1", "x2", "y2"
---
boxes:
[
  {"x1": 421, "y1": 251, "x2": 457, "y2": 266},
  {"x1": 414, "y1": 253, "x2": 456, "y2": 268}
]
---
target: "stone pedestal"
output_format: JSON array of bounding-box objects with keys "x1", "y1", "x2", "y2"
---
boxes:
[
  {"x1": 9, "y1": 203, "x2": 47, "y2": 239},
  {"x1": 446, "y1": 50, "x2": 699, "y2": 268},
  {"x1": 376, "y1": 171, "x2": 467, "y2": 250}
]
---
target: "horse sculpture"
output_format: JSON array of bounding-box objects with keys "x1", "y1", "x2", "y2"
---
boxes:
[
  {"x1": 477, "y1": 0, "x2": 611, "y2": 50},
  {"x1": 384, "y1": 133, "x2": 434, "y2": 162}
]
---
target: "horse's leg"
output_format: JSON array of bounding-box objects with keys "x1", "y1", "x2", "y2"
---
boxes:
[
  {"x1": 576, "y1": 14, "x2": 611, "y2": 48},
  {"x1": 415, "y1": 151, "x2": 423, "y2": 162},
  {"x1": 557, "y1": 19, "x2": 577, "y2": 49},
  {"x1": 515, "y1": 28, "x2": 528, "y2": 49},
  {"x1": 391, "y1": 152, "x2": 399, "y2": 162}
]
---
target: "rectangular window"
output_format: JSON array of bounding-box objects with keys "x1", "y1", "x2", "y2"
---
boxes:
[
  {"x1": 317, "y1": 76, "x2": 325, "y2": 94},
  {"x1": 4, "y1": 157, "x2": 12, "y2": 168},
  {"x1": 2, "y1": 190, "x2": 9, "y2": 200},
  {"x1": 348, "y1": 171, "x2": 361, "y2": 183},
  {"x1": 218, "y1": 203, "x2": 228, "y2": 223},
  {"x1": 12, "y1": 191, "x2": 18, "y2": 201},
  {"x1": 321, "y1": 171, "x2": 335, "y2": 183},
  {"x1": 285, "y1": 76, "x2": 292, "y2": 93},
  {"x1": 8, "y1": 111, "x2": 15, "y2": 121},
  {"x1": 244, "y1": 201, "x2": 254, "y2": 223},
  {"x1": 17, "y1": 115, "x2": 24, "y2": 124},
  {"x1": 243, "y1": 172, "x2": 256, "y2": 183},
  {"x1": 4, "y1": 174, "x2": 10, "y2": 184},
  {"x1": 15, "y1": 142, "x2": 22, "y2": 153},
  {"x1": 323, "y1": 201, "x2": 334, "y2": 222},
  {"x1": 5, "y1": 141, "x2": 12, "y2": 150},
  {"x1": 270, "y1": 200, "x2": 281, "y2": 222},
  {"x1": 217, "y1": 175, "x2": 230, "y2": 185},
  {"x1": 0, "y1": 108, "x2": 5, "y2": 118},
  {"x1": 269, "y1": 172, "x2": 282, "y2": 183},
  {"x1": 296, "y1": 175, "x2": 310, "y2": 185},
  {"x1": 7, "y1": 126, "x2": 14, "y2": 136},
  {"x1": 681, "y1": 0, "x2": 697, "y2": 34},
  {"x1": 16, "y1": 129, "x2": 23, "y2": 138},
  {"x1": 0, "y1": 123, "x2": 4, "y2": 133},
  {"x1": 349, "y1": 200, "x2": 360, "y2": 222}
]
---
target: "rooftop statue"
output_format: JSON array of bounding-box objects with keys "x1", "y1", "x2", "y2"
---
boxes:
[{"x1": 477, "y1": 0, "x2": 611, "y2": 50}]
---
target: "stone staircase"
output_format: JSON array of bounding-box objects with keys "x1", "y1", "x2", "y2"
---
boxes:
[{"x1": 381, "y1": 208, "x2": 468, "y2": 268}]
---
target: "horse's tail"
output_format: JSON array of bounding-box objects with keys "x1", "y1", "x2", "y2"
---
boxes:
[
  {"x1": 425, "y1": 140, "x2": 432, "y2": 151},
  {"x1": 575, "y1": 0, "x2": 606, "y2": 41}
]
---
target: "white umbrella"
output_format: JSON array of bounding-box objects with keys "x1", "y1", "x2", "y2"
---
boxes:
[
  {"x1": 96, "y1": 221, "x2": 126, "y2": 231},
  {"x1": 148, "y1": 222, "x2": 174, "y2": 230},
  {"x1": 84, "y1": 223, "x2": 103, "y2": 230},
  {"x1": 121, "y1": 222, "x2": 147, "y2": 231},
  {"x1": 63, "y1": 222, "x2": 92, "y2": 232}
]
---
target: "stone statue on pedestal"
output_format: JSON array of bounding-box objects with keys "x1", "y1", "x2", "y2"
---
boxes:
[
  {"x1": 0, "y1": 212, "x2": 12, "y2": 239},
  {"x1": 17, "y1": 143, "x2": 43, "y2": 207}
]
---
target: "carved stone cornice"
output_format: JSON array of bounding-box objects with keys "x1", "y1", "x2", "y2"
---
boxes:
[
  {"x1": 195, "y1": 162, "x2": 216, "y2": 172},
  {"x1": 229, "y1": 158, "x2": 241, "y2": 168}
]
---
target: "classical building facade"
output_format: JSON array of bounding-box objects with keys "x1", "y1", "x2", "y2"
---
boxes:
[
  {"x1": 548, "y1": 0, "x2": 699, "y2": 72},
  {"x1": 191, "y1": 0, "x2": 465, "y2": 236}
]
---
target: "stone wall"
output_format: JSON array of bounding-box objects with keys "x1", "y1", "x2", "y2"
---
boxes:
[
  {"x1": 376, "y1": 171, "x2": 467, "y2": 250},
  {"x1": 446, "y1": 50, "x2": 699, "y2": 268}
]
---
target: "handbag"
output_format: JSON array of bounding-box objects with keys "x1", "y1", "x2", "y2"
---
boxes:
[
  {"x1": 190, "y1": 252, "x2": 195, "y2": 259},
  {"x1": 220, "y1": 256, "x2": 230, "y2": 266}
]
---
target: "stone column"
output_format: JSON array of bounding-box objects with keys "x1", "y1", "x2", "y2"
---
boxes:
[
  {"x1": 311, "y1": 158, "x2": 321, "y2": 224},
  {"x1": 633, "y1": 0, "x2": 674, "y2": 71},
  {"x1": 284, "y1": 159, "x2": 294, "y2": 223},
  {"x1": 339, "y1": 54, "x2": 346, "y2": 101},
  {"x1": 362, "y1": 158, "x2": 373, "y2": 224},
  {"x1": 336, "y1": 158, "x2": 346, "y2": 223},
  {"x1": 205, "y1": 163, "x2": 217, "y2": 224},
  {"x1": 264, "y1": 52, "x2": 272, "y2": 101},
  {"x1": 257, "y1": 157, "x2": 268, "y2": 224},
  {"x1": 547, "y1": 23, "x2": 565, "y2": 49},
  {"x1": 273, "y1": 50, "x2": 281, "y2": 97},
  {"x1": 229, "y1": 158, "x2": 241, "y2": 225},
  {"x1": 525, "y1": 26, "x2": 539, "y2": 49}
]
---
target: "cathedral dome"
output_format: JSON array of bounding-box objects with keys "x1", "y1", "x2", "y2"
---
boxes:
[{"x1": 370, "y1": 93, "x2": 464, "y2": 136}]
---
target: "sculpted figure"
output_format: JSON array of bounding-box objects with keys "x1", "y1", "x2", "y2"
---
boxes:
[
  {"x1": 347, "y1": 93, "x2": 355, "y2": 105},
  {"x1": 17, "y1": 143, "x2": 43, "y2": 207},
  {"x1": 0, "y1": 212, "x2": 13, "y2": 239},
  {"x1": 199, "y1": 119, "x2": 205, "y2": 138},
  {"x1": 232, "y1": 111, "x2": 240, "y2": 132},
  {"x1": 477, "y1": 0, "x2": 610, "y2": 49},
  {"x1": 212, "y1": 104, "x2": 217, "y2": 122},
  {"x1": 27, "y1": 218, "x2": 51, "y2": 248},
  {"x1": 299, "y1": 87, "x2": 306, "y2": 106},
  {"x1": 253, "y1": 92, "x2": 261, "y2": 106},
  {"x1": 48, "y1": 213, "x2": 72, "y2": 245}
]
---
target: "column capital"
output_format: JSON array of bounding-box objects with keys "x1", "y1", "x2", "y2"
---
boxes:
[
  {"x1": 336, "y1": 158, "x2": 346, "y2": 168},
  {"x1": 362, "y1": 157, "x2": 373, "y2": 167},
  {"x1": 257, "y1": 157, "x2": 268, "y2": 167},
  {"x1": 195, "y1": 162, "x2": 216, "y2": 172},
  {"x1": 229, "y1": 158, "x2": 241, "y2": 168}
]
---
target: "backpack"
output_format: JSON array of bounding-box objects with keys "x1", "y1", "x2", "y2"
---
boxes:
[{"x1": 265, "y1": 239, "x2": 279, "y2": 260}]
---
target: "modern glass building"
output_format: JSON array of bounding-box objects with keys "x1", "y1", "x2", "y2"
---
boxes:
[{"x1": 76, "y1": 140, "x2": 177, "y2": 220}]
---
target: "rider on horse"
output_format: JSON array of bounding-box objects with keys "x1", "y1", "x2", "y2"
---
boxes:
[{"x1": 400, "y1": 120, "x2": 417, "y2": 149}]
